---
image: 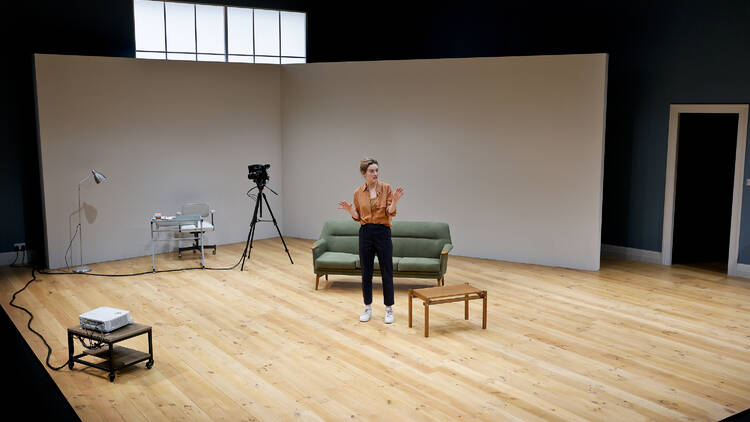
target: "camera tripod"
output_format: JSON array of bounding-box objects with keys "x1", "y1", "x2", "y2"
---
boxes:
[{"x1": 240, "y1": 184, "x2": 294, "y2": 270}]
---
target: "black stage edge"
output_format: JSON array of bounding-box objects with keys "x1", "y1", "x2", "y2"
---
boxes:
[
  {"x1": 0, "y1": 305, "x2": 80, "y2": 421},
  {"x1": 723, "y1": 408, "x2": 750, "y2": 421}
]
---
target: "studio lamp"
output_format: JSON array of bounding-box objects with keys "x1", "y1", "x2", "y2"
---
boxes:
[{"x1": 74, "y1": 169, "x2": 107, "y2": 273}]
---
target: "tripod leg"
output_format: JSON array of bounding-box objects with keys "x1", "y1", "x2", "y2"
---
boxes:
[
  {"x1": 240, "y1": 227, "x2": 251, "y2": 271},
  {"x1": 240, "y1": 193, "x2": 262, "y2": 271},
  {"x1": 261, "y1": 193, "x2": 294, "y2": 264},
  {"x1": 243, "y1": 224, "x2": 259, "y2": 270},
  {"x1": 241, "y1": 213, "x2": 258, "y2": 271}
]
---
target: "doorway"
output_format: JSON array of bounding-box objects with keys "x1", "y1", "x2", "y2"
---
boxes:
[
  {"x1": 672, "y1": 113, "x2": 737, "y2": 271},
  {"x1": 661, "y1": 104, "x2": 749, "y2": 275}
]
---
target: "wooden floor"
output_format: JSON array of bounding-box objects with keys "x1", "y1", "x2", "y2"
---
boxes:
[{"x1": 2, "y1": 238, "x2": 750, "y2": 421}]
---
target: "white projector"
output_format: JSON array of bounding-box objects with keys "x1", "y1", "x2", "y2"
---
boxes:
[{"x1": 79, "y1": 307, "x2": 134, "y2": 333}]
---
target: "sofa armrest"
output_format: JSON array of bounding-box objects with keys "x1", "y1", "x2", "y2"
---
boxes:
[
  {"x1": 441, "y1": 243, "x2": 453, "y2": 255},
  {"x1": 440, "y1": 243, "x2": 453, "y2": 275},
  {"x1": 312, "y1": 238, "x2": 328, "y2": 262}
]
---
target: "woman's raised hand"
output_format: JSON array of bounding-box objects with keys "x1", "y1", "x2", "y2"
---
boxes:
[
  {"x1": 393, "y1": 187, "x2": 405, "y2": 202},
  {"x1": 337, "y1": 201, "x2": 353, "y2": 212}
]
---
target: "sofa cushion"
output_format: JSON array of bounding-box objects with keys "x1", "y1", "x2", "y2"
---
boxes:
[
  {"x1": 393, "y1": 238, "x2": 446, "y2": 259},
  {"x1": 391, "y1": 221, "x2": 451, "y2": 240},
  {"x1": 373, "y1": 256, "x2": 401, "y2": 270},
  {"x1": 321, "y1": 220, "x2": 361, "y2": 237},
  {"x1": 398, "y1": 257, "x2": 441, "y2": 272},
  {"x1": 327, "y1": 236, "x2": 359, "y2": 254},
  {"x1": 317, "y1": 252, "x2": 359, "y2": 269},
  {"x1": 391, "y1": 222, "x2": 451, "y2": 258}
]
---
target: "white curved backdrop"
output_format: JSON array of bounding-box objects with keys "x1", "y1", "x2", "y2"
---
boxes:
[{"x1": 35, "y1": 53, "x2": 607, "y2": 271}]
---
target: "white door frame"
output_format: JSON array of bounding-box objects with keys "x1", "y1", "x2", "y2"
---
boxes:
[{"x1": 661, "y1": 104, "x2": 749, "y2": 276}]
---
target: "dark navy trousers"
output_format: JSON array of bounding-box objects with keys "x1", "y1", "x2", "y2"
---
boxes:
[{"x1": 359, "y1": 224, "x2": 394, "y2": 306}]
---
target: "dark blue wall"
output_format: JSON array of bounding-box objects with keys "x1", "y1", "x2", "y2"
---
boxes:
[
  {"x1": 0, "y1": 79, "x2": 26, "y2": 252},
  {"x1": 2, "y1": 0, "x2": 137, "y2": 259},
  {"x1": 600, "y1": 2, "x2": 750, "y2": 263},
  {"x1": 5, "y1": 0, "x2": 750, "y2": 265}
]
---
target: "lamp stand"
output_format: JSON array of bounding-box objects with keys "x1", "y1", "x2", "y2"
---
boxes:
[{"x1": 73, "y1": 177, "x2": 91, "y2": 273}]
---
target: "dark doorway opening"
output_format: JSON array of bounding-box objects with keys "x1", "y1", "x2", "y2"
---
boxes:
[{"x1": 672, "y1": 113, "x2": 738, "y2": 272}]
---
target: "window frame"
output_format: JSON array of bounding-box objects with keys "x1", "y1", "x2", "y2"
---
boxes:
[{"x1": 134, "y1": 0, "x2": 307, "y2": 64}]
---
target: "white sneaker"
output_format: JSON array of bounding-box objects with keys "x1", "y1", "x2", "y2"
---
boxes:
[
  {"x1": 360, "y1": 307, "x2": 372, "y2": 322},
  {"x1": 384, "y1": 308, "x2": 394, "y2": 324}
]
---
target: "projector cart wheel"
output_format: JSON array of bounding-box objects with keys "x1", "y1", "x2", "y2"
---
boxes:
[
  {"x1": 68, "y1": 361, "x2": 74, "y2": 370},
  {"x1": 146, "y1": 360, "x2": 154, "y2": 369},
  {"x1": 212, "y1": 249, "x2": 216, "y2": 255},
  {"x1": 178, "y1": 252, "x2": 182, "y2": 258},
  {"x1": 109, "y1": 373, "x2": 115, "y2": 382}
]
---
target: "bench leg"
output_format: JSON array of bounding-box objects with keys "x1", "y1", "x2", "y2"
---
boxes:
[
  {"x1": 482, "y1": 291, "x2": 487, "y2": 329},
  {"x1": 465, "y1": 294, "x2": 469, "y2": 320},
  {"x1": 408, "y1": 291, "x2": 413, "y2": 328},
  {"x1": 424, "y1": 303, "x2": 430, "y2": 337}
]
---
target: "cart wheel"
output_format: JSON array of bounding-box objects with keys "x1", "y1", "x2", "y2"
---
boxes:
[
  {"x1": 178, "y1": 252, "x2": 182, "y2": 258},
  {"x1": 109, "y1": 373, "x2": 115, "y2": 382},
  {"x1": 146, "y1": 360, "x2": 154, "y2": 369},
  {"x1": 212, "y1": 249, "x2": 216, "y2": 255},
  {"x1": 68, "y1": 361, "x2": 74, "y2": 370}
]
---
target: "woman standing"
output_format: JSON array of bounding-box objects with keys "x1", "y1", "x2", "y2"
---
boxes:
[{"x1": 338, "y1": 158, "x2": 404, "y2": 324}]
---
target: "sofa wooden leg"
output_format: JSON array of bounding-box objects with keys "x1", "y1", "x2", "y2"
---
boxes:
[
  {"x1": 315, "y1": 274, "x2": 320, "y2": 290},
  {"x1": 436, "y1": 278, "x2": 441, "y2": 286},
  {"x1": 325, "y1": 274, "x2": 328, "y2": 281}
]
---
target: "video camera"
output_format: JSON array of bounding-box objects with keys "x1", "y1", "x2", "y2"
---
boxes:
[{"x1": 248, "y1": 164, "x2": 271, "y2": 187}]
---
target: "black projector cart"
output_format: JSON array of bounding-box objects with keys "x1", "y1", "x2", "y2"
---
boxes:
[{"x1": 67, "y1": 323, "x2": 153, "y2": 382}]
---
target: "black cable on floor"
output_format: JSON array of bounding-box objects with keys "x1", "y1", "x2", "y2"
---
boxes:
[
  {"x1": 205, "y1": 250, "x2": 245, "y2": 270},
  {"x1": 9, "y1": 268, "x2": 69, "y2": 370},
  {"x1": 9, "y1": 251, "x2": 252, "y2": 371},
  {"x1": 39, "y1": 267, "x2": 203, "y2": 277}
]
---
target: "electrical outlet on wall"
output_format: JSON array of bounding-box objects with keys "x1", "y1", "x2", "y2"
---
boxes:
[{"x1": 13, "y1": 242, "x2": 26, "y2": 251}]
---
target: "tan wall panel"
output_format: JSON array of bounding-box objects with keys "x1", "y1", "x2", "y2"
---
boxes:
[{"x1": 36, "y1": 55, "x2": 282, "y2": 269}]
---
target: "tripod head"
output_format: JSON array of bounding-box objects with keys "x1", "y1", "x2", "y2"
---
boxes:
[{"x1": 247, "y1": 184, "x2": 278, "y2": 197}]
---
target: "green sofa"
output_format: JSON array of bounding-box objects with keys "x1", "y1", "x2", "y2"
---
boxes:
[{"x1": 311, "y1": 220, "x2": 453, "y2": 290}]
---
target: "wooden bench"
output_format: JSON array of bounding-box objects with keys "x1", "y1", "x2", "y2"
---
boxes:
[{"x1": 408, "y1": 283, "x2": 487, "y2": 337}]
